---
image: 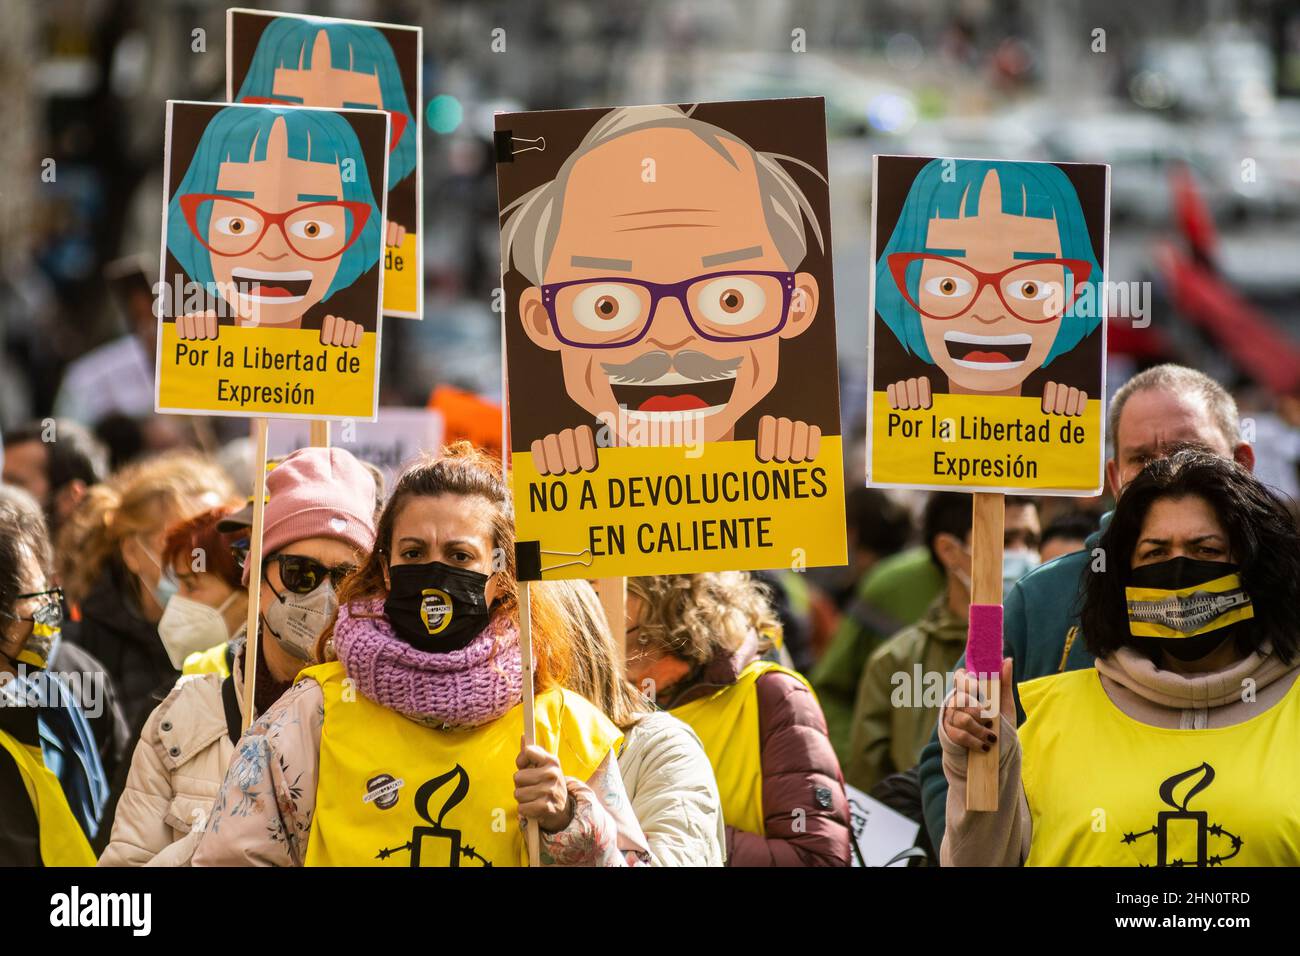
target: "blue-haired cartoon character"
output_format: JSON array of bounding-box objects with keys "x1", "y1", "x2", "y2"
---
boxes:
[
  {"x1": 236, "y1": 18, "x2": 416, "y2": 196},
  {"x1": 874, "y1": 159, "x2": 1104, "y2": 415},
  {"x1": 167, "y1": 105, "x2": 382, "y2": 344}
]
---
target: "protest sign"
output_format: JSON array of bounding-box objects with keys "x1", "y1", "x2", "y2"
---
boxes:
[
  {"x1": 154, "y1": 100, "x2": 389, "y2": 422},
  {"x1": 844, "y1": 784, "x2": 922, "y2": 867},
  {"x1": 228, "y1": 8, "x2": 423, "y2": 319},
  {"x1": 268, "y1": 406, "x2": 444, "y2": 486},
  {"x1": 496, "y1": 97, "x2": 847, "y2": 580},
  {"x1": 867, "y1": 155, "x2": 1110, "y2": 495}
]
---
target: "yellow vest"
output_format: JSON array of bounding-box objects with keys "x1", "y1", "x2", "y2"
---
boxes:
[
  {"x1": 182, "y1": 641, "x2": 231, "y2": 678},
  {"x1": 1020, "y1": 667, "x2": 1300, "y2": 866},
  {"x1": 301, "y1": 661, "x2": 621, "y2": 867},
  {"x1": 0, "y1": 728, "x2": 95, "y2": 866},
  {"x1": 670, "y1": 659, "x2": 810, "y2": 837}
]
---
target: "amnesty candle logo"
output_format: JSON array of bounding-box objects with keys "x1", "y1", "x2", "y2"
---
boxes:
[
  {"x1": 50, "y1": 886, "x2": 151, "y2": 936},
  {"x1": 1122, "y1": 763, "x2": 1244, "y2": 867}
]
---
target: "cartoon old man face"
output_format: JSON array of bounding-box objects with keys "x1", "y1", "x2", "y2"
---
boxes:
[{"x1": 506, "y1": 107, "x2": 823, "y2": 474}]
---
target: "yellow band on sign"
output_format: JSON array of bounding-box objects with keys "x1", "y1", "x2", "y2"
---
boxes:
[
  {"x1": 157, "y1": 323, "x2": 378, "y2": 420},
  {"x1": 383, "y1": 232, "x2": 419, "y2": 316},
  {"x1": 513, "y1": 437, "x2": 847, "y2": 579},
  {"x1": 869, "y1": 392, "x2": 1102, "y2": 493}
]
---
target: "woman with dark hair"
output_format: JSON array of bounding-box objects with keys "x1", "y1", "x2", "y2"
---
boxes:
[{"x1": 938, "y1": 451, "x2": 1300, "y2": 866}]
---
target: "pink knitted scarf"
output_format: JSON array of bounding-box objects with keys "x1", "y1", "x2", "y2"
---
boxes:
[{"x1": 333, "y1": 598, "x2": 523, "y2": 729}]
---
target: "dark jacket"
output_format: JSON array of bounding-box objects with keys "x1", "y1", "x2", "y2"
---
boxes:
[
  {"x1": 664, "y1": 632, "x2": 852, "y2": 867},
  {"x1": 0, "y1": 703, "x2": 42, "y2": 865},
  {"x1": 68, "y1": 562, "x2": 178, "y2": 732},
  {"x1": 916, "y1": 515, "x2": 1106, "y2": 846},
  {"x1": 47, "y1": 636, "x2": 131, "y2": 786}
]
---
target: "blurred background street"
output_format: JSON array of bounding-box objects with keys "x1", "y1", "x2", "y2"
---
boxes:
[{"x1": 1, "y1": 0, "x2": 1297, "y2": 488}]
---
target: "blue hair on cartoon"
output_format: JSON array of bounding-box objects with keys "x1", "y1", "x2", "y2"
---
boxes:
[
  {"x1": 166, "y1": 105, "x2": 382, "y2": 302},
  {"x1": 874, "y1": 159, "x2": 1104, "y2": 367},
  {"x1": 236, "y1": 17, "x2": 416, "y2": 190}
]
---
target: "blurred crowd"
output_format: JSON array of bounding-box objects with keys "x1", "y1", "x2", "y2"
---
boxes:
[
  {"x1": 2, "y1": 0, "x2": 1300, "y2": 870},
  {"x1": 3, "y1": 357, "x2": 1298, "y2": 867}
]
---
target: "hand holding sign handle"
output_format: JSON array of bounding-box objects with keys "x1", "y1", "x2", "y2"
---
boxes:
[{"x1": 943, "y1": 657, "x2": 1015, "y2": 750}]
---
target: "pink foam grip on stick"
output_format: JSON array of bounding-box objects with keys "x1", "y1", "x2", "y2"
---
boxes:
[{"x1": 966, "y1": 604, "x2": 1004, "y2": 676}]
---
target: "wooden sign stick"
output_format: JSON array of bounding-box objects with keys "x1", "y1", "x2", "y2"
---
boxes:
[
  {"x1": 596, "y1": 577, "x2": 627, "y2": 668},
  {"x1": 309, "y1": 420, "x2": 330, "y2": 448},
  {"x1": 965, "y1": 492, "x2": 1005, "y2": 812},
  {"x1": 518, "y1": 579, "x2": 541, "y2": 867},
  {"x1": 241, "y1": 417, "x2": 271, "y2": 732}
]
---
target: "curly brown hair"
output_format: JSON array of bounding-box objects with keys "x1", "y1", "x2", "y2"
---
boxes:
[{"x1": 627, "y1": 572, "x2": 778, "y2": 669}]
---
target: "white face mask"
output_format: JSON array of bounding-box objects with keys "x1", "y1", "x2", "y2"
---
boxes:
[
  {"x1": 157, "y1": 592, "x2": 237, "y2": 670},
  {"x1": 263, "y1": 579, "x2": 337, "y2": 662},
  {"x1": 1002, "y1": 547, "x2": 1041, "y2": 591}
]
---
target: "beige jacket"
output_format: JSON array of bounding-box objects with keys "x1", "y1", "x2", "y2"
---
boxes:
[
  {"x1": 940, "y1": 646, "x2": 1300, "y2": 866},
  {"x1": 618, "y1": 710, "x2": 726, "y2": 866},
  {"x1": 98, "y1": 651, "x2": 243, "y2": 867}
]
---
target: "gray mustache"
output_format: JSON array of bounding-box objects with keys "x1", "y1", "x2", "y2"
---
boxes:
[{"x1": 601, "y1": 350, "x2": 742, "y2": 383}]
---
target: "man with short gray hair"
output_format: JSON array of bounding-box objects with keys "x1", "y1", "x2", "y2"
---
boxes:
[
  {"x1": 917, "y1": 363, "x2": 1255, "y2": 847},
  {"x1": 501, "y1": 104, "x2": 827, "y2": 474}
]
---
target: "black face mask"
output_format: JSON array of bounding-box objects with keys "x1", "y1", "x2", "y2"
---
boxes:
[
  {"x1": 384, "y1": 561, "x2": 493, "y2": 652},
  {"x1": 1126, "y1": 557, "x2": 1254, "y2": 661}
]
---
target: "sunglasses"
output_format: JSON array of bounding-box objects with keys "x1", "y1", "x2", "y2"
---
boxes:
[
  {"x1": 266, "y1": 554, "x2": 356, "y2": 595},
  {"x1": 3, "y1": 588, "x2": 64, "y2": 628}
]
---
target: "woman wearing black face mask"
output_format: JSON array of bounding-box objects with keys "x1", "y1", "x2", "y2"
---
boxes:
[
  {"x1": 193, "y1": 442, "x2": 650, "y2": 867},
  {"x1": 938, "y1": 450, "x2": 1300, "y2": 867}
]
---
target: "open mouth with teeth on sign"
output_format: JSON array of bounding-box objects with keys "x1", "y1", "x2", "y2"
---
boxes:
[
  {"x1": 943, "y1": 331, "x2": 1034, "y2": 371},
  {"x1": 232, "y1": 268, "x2": 315, "y2": 304},
  {"x1": 608, "y1": 370, "x2": 738, "y2": 418}
]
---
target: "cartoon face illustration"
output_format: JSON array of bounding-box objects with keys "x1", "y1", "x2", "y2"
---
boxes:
[
  {"x1": 166, "y1": 106, "x2": 382, "y2": 330},
  {"x1": 504, "y1": 107, "x2": 821, "y2": 450},
  {"x1": 875, "y1": 159, "x2": 1103, "y2": 398},
  {"x1": 236, "y1": 17, "x2": 417, "y2": 190}
]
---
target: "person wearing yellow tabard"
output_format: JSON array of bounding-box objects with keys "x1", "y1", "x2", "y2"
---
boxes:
[
  {"x1": 626, "y1": 573, "x2": 851, "y2": 866},
  {"x1": 670, "y1": 659, "x2": 806, "y2": 838},
  {"x1": 0, "y1": 715, "x2": 95, "y2": 866},
  {"x1": 302, "y1": 661, "x2": 618, "y2": 866},
  {"x1": 193, "y1": 444, "x2": 650, "y2": 867},
  {"x1": 939, "y1": 452, "x2": 1300, "y2": 867},
  {"x1": 1019, "y1": 667, "x2": 1300, "y2": 866}
]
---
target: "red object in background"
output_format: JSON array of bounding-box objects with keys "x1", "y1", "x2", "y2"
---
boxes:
[
  {"x1": 1105, "y1": 315, "x2": 1174, "y2": 360},
  {"x1": 1171, "y1": 161, "x2": 1219, "y2": 268},
  {"x1": 1155, "y1": 242, "x2": 1300, "y2": 396},
  {"x1": 427, "y1": 385, "x2": 503, "y2": 458}
]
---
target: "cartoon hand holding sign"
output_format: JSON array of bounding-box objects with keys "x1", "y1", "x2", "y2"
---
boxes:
[
  {"x1": 875, "y1": 159, "x2": 1103, "y2": 417},
  {"x1": 497, "y1": 99, "x2": 846, "y2": 581},
  {"x1": 867, "y1": 154, "x2": 1109, "y2": 496},
  {"x1": 502, "y1": 106, "x2": 824, "y2": 475},
  {"x1": 166, "y1": 106, "x2": 382, "y2": 345},
  {"x1": 156, "y1": 101, "x2": 387, "y2": 422}
]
